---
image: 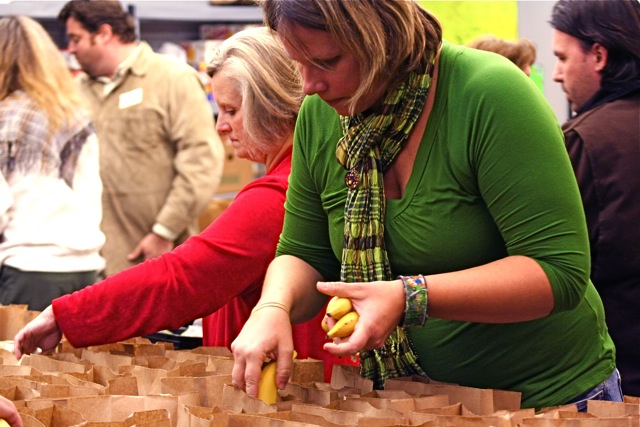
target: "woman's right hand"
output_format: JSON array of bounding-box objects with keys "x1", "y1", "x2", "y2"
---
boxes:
[
  {"x1": 13, "y1": 305, "x2": 62, "y2": 359},
  {"x1": 230, "y1": 305, "x2": 294, "y2": 398}
]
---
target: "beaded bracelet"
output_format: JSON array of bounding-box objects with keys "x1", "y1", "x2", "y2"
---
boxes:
[
  {"x1": 397, "y1": 274, "x2": 429, "y2": 327},
  {"x1": 251, "y1": 301, "x2": 290, "y2": 316}
]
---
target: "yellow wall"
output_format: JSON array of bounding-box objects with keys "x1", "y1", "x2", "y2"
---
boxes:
[
  {"x1": 418, "y1": 1, "x2": 544, "y2": 91},
  {"x1": 418, "y1": 1, "x2": 518, "y2": 45}
]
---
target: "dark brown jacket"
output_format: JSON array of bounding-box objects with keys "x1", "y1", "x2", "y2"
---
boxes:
[{"x1": 562, "y1": 90, "x2": 640, "y2": 396}]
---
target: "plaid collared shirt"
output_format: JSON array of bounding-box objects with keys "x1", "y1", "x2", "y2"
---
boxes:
[{"x1": 0, "y1": 90, "x2": 92, "y2": 187}]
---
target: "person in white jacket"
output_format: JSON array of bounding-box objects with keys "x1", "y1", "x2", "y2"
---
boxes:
[{"x1": 0, "y1": 15, "x2": 105, "y2": 311}]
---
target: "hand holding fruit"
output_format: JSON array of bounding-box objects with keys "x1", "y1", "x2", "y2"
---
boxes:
[
  {"x1": 257, "y1": 350, "x2": 297, "y2": 404},
  {"x1": 317, "y1": 280, "x2": 406, "y2": 355},
  {"x1": 322, "y1": 296, "x2": 359, "y2": 339}
]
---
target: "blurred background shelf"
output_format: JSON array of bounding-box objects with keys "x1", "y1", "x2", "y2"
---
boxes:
[
  {"x1": 0, "y1": 1, "x2": 263, "y2": 48},
  {"x1": 0, "y1": 1, "x2": 261, "y2": 21}
]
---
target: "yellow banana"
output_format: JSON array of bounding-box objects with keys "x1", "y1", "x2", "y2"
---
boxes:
[
  {"x1": 257, "y1": 350, "x2": 297, "y2": 404},
  {"x1": 326, "y1": 310, "x2": 359, "y2": 339},
  {"x1": 0, "y1": 419, "x2": 9, "y2": 427},
  {"x1": 326, "y1": 296, "x2": 353, "y2": 319},
  {"x1": 257, "y1": 360, "x2": 278, "y2": 404},
  {"x1": 321, "y1": 316, "x2": 330, "y2": 333}
]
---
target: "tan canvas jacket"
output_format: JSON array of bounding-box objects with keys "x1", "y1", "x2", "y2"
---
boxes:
[{"x1": 78, "y1": 42, "x2": 223, "y2": 275}]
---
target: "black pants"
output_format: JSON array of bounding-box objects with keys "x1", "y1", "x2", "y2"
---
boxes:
[{"x1": 0, "y1": 265, "x2": 99, "y2": 311}]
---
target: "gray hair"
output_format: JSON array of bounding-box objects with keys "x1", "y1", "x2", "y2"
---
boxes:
[{"x1": 208, "y1": 26, "x2": 303, "y2": 155}]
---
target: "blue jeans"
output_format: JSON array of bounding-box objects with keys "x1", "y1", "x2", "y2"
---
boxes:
[{"x1": 565, "y1": 369, "x2": 624, "y2": 412}]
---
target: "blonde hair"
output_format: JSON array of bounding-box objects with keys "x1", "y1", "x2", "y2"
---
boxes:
[
  {"x1": 468, "y1": 35, "x2": 537, "y2": 72},
  {"x1": 260, "y1": 0, "x2": 442, "y2": 115},
  {"x1": 0, "y1": 16, "x2": 85, "y2": 133},
  {"x1": 207, "y1": 26, "x2": 303, "y2": 155}
]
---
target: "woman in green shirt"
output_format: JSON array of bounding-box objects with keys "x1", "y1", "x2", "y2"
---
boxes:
[{"x1": 230, "y1": 0, "x2": 620, "y2": 410}]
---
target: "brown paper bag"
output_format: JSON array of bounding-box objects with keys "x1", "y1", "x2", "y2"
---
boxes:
[
  {"x1": 20, "y1": 414, "x2": 48, "y2": 427},
  {"x1": 0, "y1": 364, "x2": 38, "y2": 376},
  {"x1": 520, "y1": 415, "x2": 635, "y2": 427},
  {"x1": 166, "y1": 362, "x2": 208, "y2": 378},
  {"x1": 586, "y1": 400, "x2": 640, "y2": 417},
  {"x1": 19, "y1": 403, "x2": 87, "y2": 427},
  {"x1": 330, "y1": 365, "x2": 374, "y2": 394},
  {"x1": 384, "y1": 377, "x2": 521, "y2": 415},
  {"x1": 117, "y1": 365, "x2": 166, "y2": 396},
  {"x1": 263, "y1": 409, "x2": 369, "y2": 427},
  {"x1": 259, "y1": 410, "x2": 346, "y2": 427},
  {"x1": 325, "y1": 399, "x2": 406, "y2": 420},
  {"x1": 38, "y1": 383, "x2": 102, "y2": 398},
  {"x1": 55, "y1": 340, "x2": 83, "y2": 358},
  {"x1": 410, "y1": 407, "x2": 536, "y2": 427},
  {"x1": 130, "y1": 356, "x2": 174, "y2": 371},
  {"x1": 86, "y1": 338, "x2": 171, "y2": 356},
  {"x1": 162, "y1": 351, "x2": 234, "y2": 375},
  {"x1": 79, "y1": 349, "x2": 135, "y2": 371},
  {"x1": 25, "y1": 393, "x2": 200, "y2": 426},
  {"x1": 225, "y1": 412, "x2": 320, "y2": 427},
  {"x1": 536, "y1": 405, "x2": 580, "y2": 416},
  {"x1": 204, "y1": 357, "x2": 235, "y2": 375},
  {"x1": 113, "y1": 360, "x2": 205, "y2": 395},
  {"x1": 119, "y1": 341, "x2": 170, "y2": 357},
  {"x1": 0, "y1": 304, "x2": 40, "y2": 340},
  {"x1": 1, "y1": 384, "x2": 39, "y2": 401},
  {"x1": 176, "y1": 404, "x2": 227, "y2": 427},
  {"x1": 53, "y1": 372, "x2": 105, "y2": 395},
  {"x1": 358, "y1": 390, "x2": 450, "y2": 414},
  {"x1": 283, "y1": 382, "x2": 344, "y2": 407},
  {"x1": 161, "y1": 373, "x2": 232, "y2": 407},
  {"x1": 524, "y1": 407, "x2": 633, "y2": 427},
  {"x1": 220, "y1": 383, "x2": 277, "y2": 414},
  {"x1": 84, "y1": 408, "x2": 172, "y2": 427},
  {"x1": 290, "y1": 359, "x2": 324, "y2": 385},
  {"x1": 105, "y1": 375, "x2": 139, "y2": 396},
  {"x1": 1, "y1": 348, "x2": 20, "y2": 366},
  {"x1": 21, "y1": 354, "x2": 88, "y2": 375},
  {"x1": 289, "y1": 403, "x2": 361, "y2": 426},
  {"x1": 188, "y1": 347, "x2": 232, "y2": 357}
]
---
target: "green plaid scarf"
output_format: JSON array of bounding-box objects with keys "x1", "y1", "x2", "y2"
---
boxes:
[{"x1": 336, "y1": 61, "x2": 435, "y2": 389}]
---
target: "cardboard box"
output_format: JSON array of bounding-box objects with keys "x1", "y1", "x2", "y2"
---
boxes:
[{"x1": 198, "y1": 197, "x2": 233, "y2": 231}]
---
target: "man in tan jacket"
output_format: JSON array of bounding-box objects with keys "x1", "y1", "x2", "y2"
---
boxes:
[{"x1": 59, "y1": 0, "x2": 224, "y2": 275}]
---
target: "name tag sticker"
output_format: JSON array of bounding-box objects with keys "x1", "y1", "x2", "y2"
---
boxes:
[{"x1": 119, "y1": 88, "x2": 143, "y2": 109}]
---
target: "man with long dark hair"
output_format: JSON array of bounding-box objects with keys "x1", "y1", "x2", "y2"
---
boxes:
[{"x1": 550, "y1": 0, "x2": 640, "y2": 397}]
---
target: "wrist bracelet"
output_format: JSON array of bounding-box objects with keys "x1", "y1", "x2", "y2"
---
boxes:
[
  {"x1": 397, "y1": 274, "x2": 429, "y2": 327},
  {"x1": 251, "y1": 301, "x2": 290, "y2": 316}
]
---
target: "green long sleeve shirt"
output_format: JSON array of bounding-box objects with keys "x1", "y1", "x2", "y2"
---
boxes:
[{"x1": 277, "y1": 42, "x2": 615, "y2": 409}]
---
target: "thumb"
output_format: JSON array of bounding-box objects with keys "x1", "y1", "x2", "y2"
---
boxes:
[
  {"x1": 127, "y1": 245, "x2": 142, "y2": 260},
  {"x1": 317, "y1": 281, "x2": 352, "y2": 297}
]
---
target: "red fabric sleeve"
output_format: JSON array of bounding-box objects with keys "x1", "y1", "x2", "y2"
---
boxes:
[
  {"x1": 53, "y1": 151, "x2": 337, "y2": 381},
  {"x1": 53, "y1": 155, "x2": 333, "y2": 382},
  {"x1": 53, "y1": 162, "x2": 289, "y2": 347}
]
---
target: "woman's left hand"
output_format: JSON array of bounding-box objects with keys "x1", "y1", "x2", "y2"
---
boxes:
[{"x1": 318, "y1": 279, "x2": 405, "y2": 355}]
